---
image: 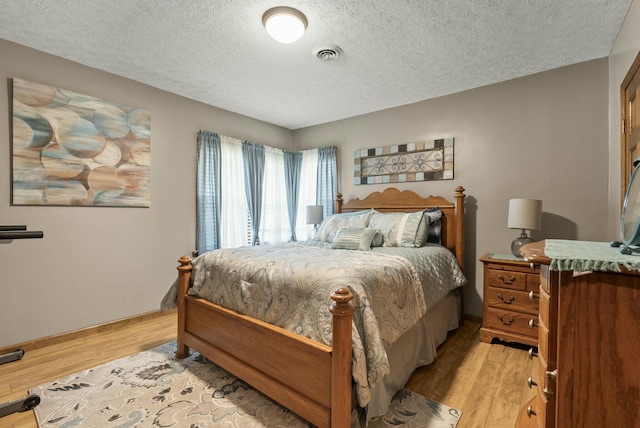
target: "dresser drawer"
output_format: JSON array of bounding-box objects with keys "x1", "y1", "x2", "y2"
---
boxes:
[
  {"x1": 539, "y1": 267, "x2": 550, "y2": 294},
  {"x1": 485, "y1": 286, "x2": 538, "y2": 315},
  {"x1": 487, "y1": 269, "x2": 528, "y2": 290},
  {"x1": 526, "y1": 273, "x2": 541, "y2": 292},
  {"x1": 538, "y1": 320, "x2": 549, "y2": 366},
  {"x1": 533, "y1": 393, "x2": 548, "y2": 428},
  {"x1": 539, "y1": 287, "x2": 550, "y2": 327},
  {"x1": 517, "y1": 396, "x2": 541, "y2": 428},
  {"x1": 537, "y1": 355, "x2": 556, "y2": 412},
  {"x1": 483, "y1": 307, "x2": 538, "y2": 338}
]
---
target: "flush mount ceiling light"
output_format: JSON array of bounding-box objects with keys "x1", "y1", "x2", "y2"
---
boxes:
[{"x1": 262, "y1": 6, "x2": 308, "y2": 44}]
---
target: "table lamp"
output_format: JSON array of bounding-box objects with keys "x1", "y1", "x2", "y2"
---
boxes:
[
  {"x1": 306, "y1": 205, "x2": 323, "y2": 237},
  {"x1": 508, "y1": 198, "x2": 542, "y2": 257}
]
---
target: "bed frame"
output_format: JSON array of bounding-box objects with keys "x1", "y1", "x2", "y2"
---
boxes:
[{"x1": 175, "y1": 186, "x2": 466, "y2": 427}]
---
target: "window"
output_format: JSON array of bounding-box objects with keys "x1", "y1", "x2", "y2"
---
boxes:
[
  {"x1": 219, "y1": 136, "x2": 250, "y2": 248},
  {"x1": 260, "y1": 147, "x2": 290, "y2": 244},
  {"x1": 295, "y1": 149, "x2": 318, "y2": 241},
  {"x1": 196, "y1": 131, "x2": 336, "y2": 253}
]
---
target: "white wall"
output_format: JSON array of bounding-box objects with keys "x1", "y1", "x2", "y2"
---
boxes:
[
  {"x1": 608, "y1": 0, "x2": 640, "y2": 239},
  {"x1": 0, "y1": 39, "x2": 294, "y2": 348},
  {"x1": 294, "y1": 59, "x2": 610, "y2": 318}
]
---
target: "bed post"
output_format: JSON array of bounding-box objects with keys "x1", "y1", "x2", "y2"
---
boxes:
[
  {"x1": 453, "y1": 187, "x2": 466, "y2": 325},
  {"x1": 335, "y1": 193, "x2": 343, "y2": 213},
  {"x1": 453, "y1": 186, "x2": 466, "y2": 269},
  {"x1": 176, "y1": 256, "x2": 193, "y2": 359},
  {"x1": 329, "y1": 288, "x2": 354, "y2": 428}
]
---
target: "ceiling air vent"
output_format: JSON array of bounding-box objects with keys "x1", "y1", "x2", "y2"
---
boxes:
[{"x1": 313, "y1": 45, "x2": 343, "y2": 61}]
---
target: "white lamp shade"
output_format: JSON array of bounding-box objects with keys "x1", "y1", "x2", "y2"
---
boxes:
[
  {"x1": 262, "y1": 7, "x2": 308, "y2": 43},
  {"x1": 306, "y1": 205, "x2": 323, "y2": 225},
  {"x1": 508, "y1": 199, "x2": 542, "y2": 230}
]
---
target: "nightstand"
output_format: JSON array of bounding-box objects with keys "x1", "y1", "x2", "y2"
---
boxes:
[{"x1": 479, "y1": 253, "x2": 540, "y2": 347}]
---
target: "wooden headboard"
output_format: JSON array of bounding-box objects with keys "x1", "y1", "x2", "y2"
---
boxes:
[{"x1": 336, "y1": 186, "x2": 466, "y2": 270}]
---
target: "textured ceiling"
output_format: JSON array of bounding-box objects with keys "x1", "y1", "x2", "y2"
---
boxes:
[{"x1": 0, "y1": 0, "x2": 632, "y2": 130}]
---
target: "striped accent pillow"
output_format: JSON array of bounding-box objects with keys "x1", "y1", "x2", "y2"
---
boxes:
[{"x1": 331, "y1": 228, "x2": 379, "y2": 251}]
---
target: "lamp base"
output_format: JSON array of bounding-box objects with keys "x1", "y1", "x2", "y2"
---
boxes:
[{"x1": 511, "y1": 235, "x2": 535, "y2": 257}]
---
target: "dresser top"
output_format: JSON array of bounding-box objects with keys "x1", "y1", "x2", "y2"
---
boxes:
[{"x1": 521, "y1": 240, "x2": 640, "y2": 273}]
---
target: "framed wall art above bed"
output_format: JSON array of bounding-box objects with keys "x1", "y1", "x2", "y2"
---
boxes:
[{"x1": 354, "y1": 138, "x2": 454, "y2": 185}]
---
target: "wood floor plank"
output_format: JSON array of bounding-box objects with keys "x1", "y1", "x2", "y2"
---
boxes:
[
  {"x1": 496, "y1": 346, "x2": 532, "y2": 405},
  {"x1": 405, "y1": 320, "x2": 480, "y2": 395},
  {"x1": 429, "y1": 338, "x2": 491, "y2": 407},
  {"x1": 483, "y1": 396, "x2": 522, "y2": 428},
  {"x1": 458, "y1": 346, "x2": 509, "y2": 427}
]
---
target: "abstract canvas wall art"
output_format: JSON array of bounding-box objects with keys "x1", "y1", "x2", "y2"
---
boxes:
[
  {"x1": 11, "y1": 78, "x2": 151, "y2": 207},
  {"x1": 354, "y1": 138, "x2": 454, "y2": 185}
]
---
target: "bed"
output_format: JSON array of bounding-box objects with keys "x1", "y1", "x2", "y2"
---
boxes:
[{"x1": 171, "y1": 186, "x2": 466, "y2": 427}]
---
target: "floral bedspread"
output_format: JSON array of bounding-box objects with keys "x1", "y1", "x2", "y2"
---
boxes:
[{"x1": 162, "y1": 241, "x2": 466, "y2": 407}]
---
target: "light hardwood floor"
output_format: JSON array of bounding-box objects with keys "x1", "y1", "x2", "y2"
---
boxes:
[{"x1": 0, "y1": 312, "x2": 536, "y2": 428}]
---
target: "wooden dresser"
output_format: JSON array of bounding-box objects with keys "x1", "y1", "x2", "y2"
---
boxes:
[
  {"x1": 479, "y1": 253, "x2": 539, "y2": 347},
  {"x1": 516, "y1": 241, "x2": 640, "y2": 428}
]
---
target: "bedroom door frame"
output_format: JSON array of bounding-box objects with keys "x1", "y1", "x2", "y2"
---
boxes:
[{"x1": 621, "y1": 51, "x2": 640, "y2": 206}]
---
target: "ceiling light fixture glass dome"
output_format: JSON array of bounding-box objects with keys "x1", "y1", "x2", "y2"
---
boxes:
[{"x1": 262, "y1": 7, "x2": 308, "y2": 44}]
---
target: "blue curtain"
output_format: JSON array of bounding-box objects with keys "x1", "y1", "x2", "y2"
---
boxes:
[
  {"x1": 317, "y1": 146, "x2": 338, "y2": 218},
  {"x1": 242, "y1": 141, "x2": 265, "y2": 245},
  {"x1": 284, "y1": 151, "x2": 302, "y2": 241},
  {"x1": 196, "y1": 130, "x2": 221, "y2": 253}
]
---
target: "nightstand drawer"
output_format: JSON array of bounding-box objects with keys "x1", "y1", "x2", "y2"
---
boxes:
[
  {"x1": 487, "y1": 269, "x2": 528, "y2": 290},
  {"x1": 485, "y1": 287, "x2": 538, "y2": 315},
  {"x1": 484, "y1": 307, "x2": 538, "y2": 338}
]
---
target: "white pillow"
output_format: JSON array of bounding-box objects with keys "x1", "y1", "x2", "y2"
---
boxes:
[
  {"x1": 368, "y1": 210, "x2": 429, "y2": 247},
  {"x1": 316, "y1": 209, "x2": 374, "y2": 243}
]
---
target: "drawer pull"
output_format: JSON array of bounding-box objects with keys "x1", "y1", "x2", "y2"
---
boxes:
[
  {"x1": 498, "y1": 274, "x2": 516, "y2": 284},
  {"x1": 528, "y1": 290, "x2": 539, "y2": 301},
  {"x1": 497, "y1": 315, "x2": 514, "y2": 325},
  {"x1": 527, "y1": 376, "x2": 537, "y2": 389},
  {"x1": 543, "y1": 369, "x2": 558, "y2": 399},
  {"x1": 528, "y1": 347, "x2": 538, "y2": 359},
  {"x1": 528, "y1": 319, "x2": 538, "y2": 329},
  {"x1": 530, "y1": 262, "x2": 536, "y2": 270},
  {"x1": 498, "y1": 294, "x2": 515, "y2": 304},
  {"x1": 527, "y1": 406, "x2": 537, "y2": 418}
]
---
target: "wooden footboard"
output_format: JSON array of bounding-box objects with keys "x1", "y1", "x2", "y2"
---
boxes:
[{"x1": 175, "y1": 256, "x2": 354, "y2": 428}]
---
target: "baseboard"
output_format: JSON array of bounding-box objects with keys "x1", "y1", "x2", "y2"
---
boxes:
[
  {"x1": 0, "y1": 309, "x2": 176, "y2": 356},
  {"x1": 462, "y1": 313, "x2": 482, "y2": 324}
]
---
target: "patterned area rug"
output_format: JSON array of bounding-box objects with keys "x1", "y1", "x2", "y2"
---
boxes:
[{"x1": 31, "y1": 342, "x2": 461, "y2": 427}]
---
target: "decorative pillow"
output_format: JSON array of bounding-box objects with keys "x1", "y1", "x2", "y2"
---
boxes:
[
  {"x1": 331, "y1": 227, "x2": 379, "y2": 251},
  {"x1": 368, "y1": 211, "x2": 429, "y2": 247},
  {"x1": 316, "y1": 209, "x2": 374, "y2": 243},
  {"x1": 424, "y1": 207, "x2": 443, "y2": 244},
  {"x1": 371, "y1": 229, "x2": 384, "y2": 247}
]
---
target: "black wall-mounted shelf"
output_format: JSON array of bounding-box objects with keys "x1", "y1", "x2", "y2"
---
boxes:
[{"x1": 0, "y1": 225, "x2": 44, "y2": 240}]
